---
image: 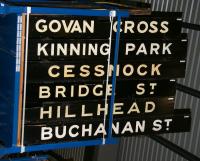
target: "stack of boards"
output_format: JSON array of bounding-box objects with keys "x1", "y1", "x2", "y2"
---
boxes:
[{"x1": 18, "y1": 4, "x2": 191, "y2": 145}]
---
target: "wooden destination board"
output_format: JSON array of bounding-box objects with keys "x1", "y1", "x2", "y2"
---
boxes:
[
  {"x1": 25, "y1": 97, "x2": 175, "y2": 124},
  {"x1": 28, "y1": 34, "x2": 187, "y2": 61},
  {"x1": 25, "y1": 80, "x2": 176, "y2": 102},
  {"x1": 24, "y1": 109, "x2": 190, "y2": 145},
  {"x1": 28, "y1": 13, "x2": 183, "y2": 39},
  {"x1": 26, "y1": 61, "x2": 186, "y2": 82}
]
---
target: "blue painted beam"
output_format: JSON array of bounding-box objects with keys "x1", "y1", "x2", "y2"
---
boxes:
[
  {"x1": 0, "y1": 138, "x2": 118, "y2": 155},
  {"x1": 0, "y1": 5, "x2": 129, "y2": 17}
]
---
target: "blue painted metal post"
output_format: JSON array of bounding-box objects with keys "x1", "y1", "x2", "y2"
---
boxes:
[{"x1": 108, "y1": 14, "x2": 122, "y2": 139}]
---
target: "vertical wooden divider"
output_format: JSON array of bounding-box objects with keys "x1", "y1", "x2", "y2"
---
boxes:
[{"x1": 17, "y1": 15, "x2": 26, "y2": 146}]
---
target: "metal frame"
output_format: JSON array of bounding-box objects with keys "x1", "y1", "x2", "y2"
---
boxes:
[{"x1": 0, "y1": 2, "x2": 129, "y2": 155}]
